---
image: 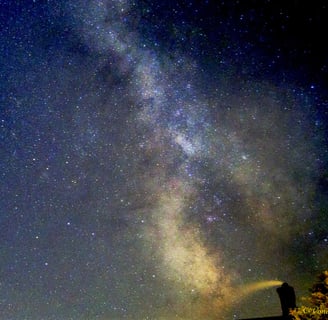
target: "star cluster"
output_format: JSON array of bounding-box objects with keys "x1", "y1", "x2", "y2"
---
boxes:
[{"x1": 0, "y1": 1, "x2": 327, "y2": 319}]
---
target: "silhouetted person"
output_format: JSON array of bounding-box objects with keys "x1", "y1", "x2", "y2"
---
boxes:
[{"x1": 277, "y1": 282, "x2": 296, "y2": 317}]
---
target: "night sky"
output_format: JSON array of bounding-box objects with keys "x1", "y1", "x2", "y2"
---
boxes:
[{"x1": 1, "y1": 1, "x2": 328, "y2": 319}]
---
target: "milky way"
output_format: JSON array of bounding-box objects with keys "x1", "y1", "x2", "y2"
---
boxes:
[{"x1": 1, "y1": 1, "x2": 327, "y2": 319}]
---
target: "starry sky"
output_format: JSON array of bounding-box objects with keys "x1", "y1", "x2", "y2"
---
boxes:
[{"x1": 1, "y1": 1, "x2": 328, "y2": 319}]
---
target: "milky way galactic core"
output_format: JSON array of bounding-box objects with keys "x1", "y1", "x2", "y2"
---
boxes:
[{"x1": 1, "y1": 1, "x2": 327, "y2": 319}]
